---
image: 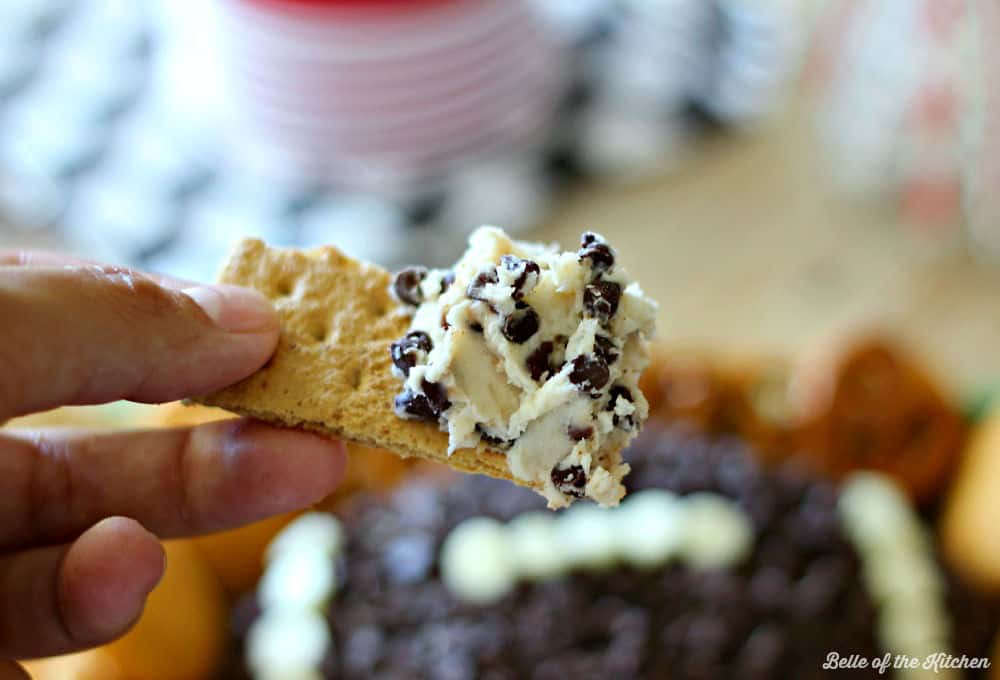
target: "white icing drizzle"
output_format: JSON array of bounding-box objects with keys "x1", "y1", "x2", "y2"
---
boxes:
[
  {"x1": 247, "y1": 513, "x2": 344, "y2": 680},
  {"x1": 838, "y1": 473, "x2": 956, "y2": 680},
  {"x1": 440, "y1": 489, "x2": 753, "y2": 604},
  {"x1": 254, "y1": 474, "x2": 961, "y2": 679}
]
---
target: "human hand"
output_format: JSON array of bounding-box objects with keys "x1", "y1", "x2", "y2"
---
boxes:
[{"x1": 0, "y1": 252, "x2": 347, "y2": 677}]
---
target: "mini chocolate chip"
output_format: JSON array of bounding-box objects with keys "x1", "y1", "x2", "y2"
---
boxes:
[
  {"x1": 440, "y1": 270, "x2": 455, "y2": 294},
  {"x1": 502, "y1": 307, "x2": 539, "y2": 344},
  {"x1": 389, "y1": 344, "x2": 412, "y2": 375},
  {"x1": 521, "y1": 260, "x2": 540, "y2": 283},
  {"x1": 594, "y1": 334, "x2": 619, "y2": 364},
  {"x1": 607, "y1": 385, "x2": 634, "y2": 427},
  {"x1": 526, "y1": 341, "x2": 554, "y2": 381},
  {"x1": 392, "y1": 380, "x2": 450, "y2": 422},
  {"x1": 551, "y1": 465, "x2": 587, "y2": 497},
  {"x1": 470, "y1": 322, "x2": 483, "y2": 333},
  {"x1": 391, "y1": 267, "x2": 427, "y2": 306},
  {"x1": 500, "y1": 255, "x2": 541, "y2": 300},
  {"x1": 467, "y1": 269, "x2": 499, "y2": 302},
  {"x1": 514, "y1": 300, "x2": 528, "y2": 310},
  {"x1": 393, "y1": 390, "x2": 438, "y2": 421},
  {"x1": 389, "y1": 331, "x2": 432, "y2": 376},
  {"x1": 569, "y1": 354, "x2": 610, "y2": 392},
  {"x1": 607, "y1": 385, "x2": 632, "y2": 406},
  {"x1": 476, "y1": 424, "x2": 513, "y2": 449},
  {"x1": 584, "y1": 279, "x2": 621, "y2": 323},
  {"x1": 408, "y1": 331, "x2": 432, "y2": 352},
  {"x1": 567, "y1": 425, "x2": 594, "y2": 441},
  {"x1": 578, "y1": 234, "x2": 615, "y2": 274},
  {"x1": 421, "y1": 379, "x2": 451, "y2": 415}
]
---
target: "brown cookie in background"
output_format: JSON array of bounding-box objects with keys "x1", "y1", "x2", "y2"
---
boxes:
[
  {"x1": 639, "y1": 350, "x2": 801, "y2": 464},
  {"x1": 642, "y1": 336, "x2": 966, "y2": 507},
  {"x1": 790, "y1": 336, "x2": 966, "y2": 505}
]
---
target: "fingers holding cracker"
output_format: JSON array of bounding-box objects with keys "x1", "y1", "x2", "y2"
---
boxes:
[{"x1": 193, "y1": 239, "x2": 528, "y2": 489}]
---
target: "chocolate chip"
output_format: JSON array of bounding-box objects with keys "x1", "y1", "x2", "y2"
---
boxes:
[
  {"x1": 467, "y1": 269, "x2": 499, "y2": 302},
  {"x1": 502, "y1": 307, "x2": 539, "y2": 344},
  {"x1": 569, "y1": 355, "x2": 609, "y2": 392},
  {"x1": 567, "y1": 425, "x2": 594, "y2": 441},
  {"x1": 236, "y1": 423, "x2": 894, "y2": 680},
  {"x1": 749, "y1": 567, "x2": 790, "y2": 612},
  {"x1": 470, "y1": 322, "x2": 483, "y2": 333},
  {"x1": 389, "y1": 331, "x2": 432, "y2": 376},
  {"x1": 476, "y1": 424, "x2": 513, "y2": 450},
  {"x1": 383, "y1": 533, "x2": 435, "y2": 584},
  {"x1": 578, "y1": 233, "x2": 615, "y2": 275},
  {"x1": 738, "y1": 624, "x2": 786, "y2": 676},
  {"x1": 392, "y1": 267, "x2": 428, "y2": 306},
  {"x1": 440, "y1": 270, "x2": 455, "y2": 294},
  {"x1": 526, "y1": 341, "x2": 555, "y2": 381},
  {"x1": 594, "y1": 335, "x2": 618, "y2": 364},
  {"x1": 551, "y1": 465, "x2": 587, "y2": 497},
  {"x1": 421, "y1": 379, "x2": 451, "y2": 415},
  {"x1": 500, "y1": 255, "x2": 540, "y2": 300},
  {"x1": 607, "y1": 385, "x2": 633, "y2": 428},
  {"x1": 393, "y1": 390, "x2": 438, "y2": 421},
  {"x1": 409, "y1": 331, "x2": 433, "y2": 351},
  {"x1": 584, "y1": 280, "x2": 621, "y2": 323},
  {"x1": 392, "y1": 380, "x2": 450, "y2": 421}
]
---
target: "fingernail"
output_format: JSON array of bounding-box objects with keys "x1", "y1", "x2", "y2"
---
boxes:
[{"x1": 182, "y1": 284, "x2": 278, "y2": 333}]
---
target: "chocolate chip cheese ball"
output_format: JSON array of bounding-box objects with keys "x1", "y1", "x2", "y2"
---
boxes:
[
  {"x1": 388, "y1": 227, "x2": 658, "y2": 508},
  {"x1": 234, "y1": 424, "x2": 1000, "y2": 680}
]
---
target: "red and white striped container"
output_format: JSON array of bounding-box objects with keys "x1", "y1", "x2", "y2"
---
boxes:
[{"x1": 215, "y1": 0, "x2": 569, "y2": 194}]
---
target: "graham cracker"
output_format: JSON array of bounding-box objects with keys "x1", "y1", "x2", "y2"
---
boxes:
[{"x1": 192, "y1": 239, "x2": 529, "y2": 488}]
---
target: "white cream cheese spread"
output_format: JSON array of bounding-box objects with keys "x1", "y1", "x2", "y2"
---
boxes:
[{"x1": 389, "y1": 226, "x2": 657, "y2": 507}]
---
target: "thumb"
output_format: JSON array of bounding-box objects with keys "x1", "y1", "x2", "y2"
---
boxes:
[{"x1": 0, "y1": 263, "x2": 279, "y2": 419}]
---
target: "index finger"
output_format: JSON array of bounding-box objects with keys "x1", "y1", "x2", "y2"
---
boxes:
[{"x1": 0, "y1": 420, "x2": 348, "y2": 549}]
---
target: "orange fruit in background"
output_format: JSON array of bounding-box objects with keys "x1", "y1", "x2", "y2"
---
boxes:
[
  {"x1": 100, "y1": 539, "x2": 228, "y2": 680},
  {"x1": 192, "y1": 512, "x2": 298, "y2": 596},
  {"x1": 22, "y1": 648, "x2": 123, "y2": 680},
  {"x1": 24, "y1": 540, "x2": 227, "y2": 680},
  {"x1": 941, "y1": 408, "x2": 1000, "y2": 594}
]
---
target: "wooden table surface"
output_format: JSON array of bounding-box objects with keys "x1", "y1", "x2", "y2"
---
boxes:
[{"x1": 535, "y1": 100, "x2": 1000, "y2": 396}]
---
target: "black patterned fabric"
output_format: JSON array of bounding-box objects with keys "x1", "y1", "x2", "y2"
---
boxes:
[{"x1": 0, "y1": 0, "x2": 798, "y2": 277}]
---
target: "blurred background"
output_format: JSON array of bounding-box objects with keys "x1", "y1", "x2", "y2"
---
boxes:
[
  {"x1": 6, "y1": 0, "x2": 1000, "y2": 678},
  {"x1": 0, "y1": 0, "x2": 997, "y2": 393}
]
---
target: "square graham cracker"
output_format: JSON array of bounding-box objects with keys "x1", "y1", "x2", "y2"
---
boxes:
[{"x1": 191, "y1": 238, "x2": 527, "y2": 488}]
